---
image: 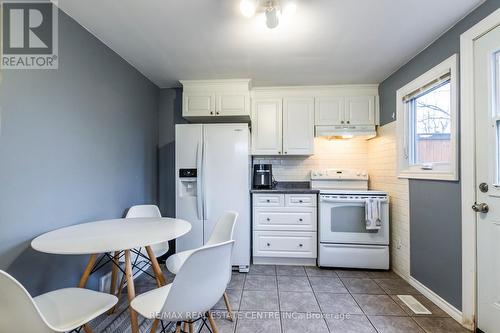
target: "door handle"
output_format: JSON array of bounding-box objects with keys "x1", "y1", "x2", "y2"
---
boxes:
[{"x1": 472, "y1": 202, "x2": 489, "y2": 213}]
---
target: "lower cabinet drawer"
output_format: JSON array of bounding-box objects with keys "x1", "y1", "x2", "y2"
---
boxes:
[
  {"x1": 253, "y1": 231, "x2": 317, "y2": 258},
  {"x1": 253, "y1": 207, "x2": 316, "y2": 231}
]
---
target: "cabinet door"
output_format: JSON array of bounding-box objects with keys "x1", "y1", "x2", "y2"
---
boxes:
[
  {"x1": 216, "y1": 93, "x2": 249, "y2": 116},
  {"x1": 314, "y1": 97, "x2": 345, "y2": 125},
  {"x1": 345, "y1": 96, "x2": 375, "y2": 125},
  {"x1": 183, "y1": 92, "x2": 215, "y2": 117},
  {"x1": 283, "y1": 97, "x2": 314, "y2": 155},
  {"x1": 251, "y1": 99, "x2": 283, "y2": 155}
]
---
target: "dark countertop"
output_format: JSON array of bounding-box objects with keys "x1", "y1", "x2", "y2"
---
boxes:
[{"x1": 250, "y1": 181, "x2": 319, "y2": 194}]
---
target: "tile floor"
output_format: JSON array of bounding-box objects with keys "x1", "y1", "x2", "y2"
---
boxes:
[{"x1": 90, "y1": 264, "x2": 469, "y2": 333}]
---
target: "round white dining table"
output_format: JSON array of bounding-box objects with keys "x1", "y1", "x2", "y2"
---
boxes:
[{"x1": 31, "y1": 217, "x2": 191, "y2": 333}]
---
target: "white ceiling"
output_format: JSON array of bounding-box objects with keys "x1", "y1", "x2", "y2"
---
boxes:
[{"x1": 57, "y1": 0, "x2": 483, "y2": 88}]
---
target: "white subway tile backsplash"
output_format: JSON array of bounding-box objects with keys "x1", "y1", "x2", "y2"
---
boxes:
[{"x1": 253, "y1": 137, "x2": 369, "y2": 181}]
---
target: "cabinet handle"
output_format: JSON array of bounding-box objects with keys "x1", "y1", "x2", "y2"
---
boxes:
[
  {"x1": 266, "y1": 217, "x2": 271, "y2": 221},
  {"x1": 210, "y1": 111, "x2": 214, "y2": 115},
  {"x1": 341, "y1": 120, "x2": 345, "y2": 124},
  {"x1": 299, "y1": 244, "x2": 303, "y2": 247},
  {"x1": 267, "y1": 243, "x2": 271, "y2": 247},
  {"x1": 299, "y1": 218, "x2": 303, "y2": 222},
  {"x1": 278, "y1": 151, "x2": 281, "y2": 154},
  {"x1": 299, "y1": 200, "x2": 303, "y2": 203},
  {"x1": 284, "y1": 151, "x2": 287, "y2": 154},
  {"x1": 347, "y1": 120, "x2": 350, "y2": 124},
  {"x1": 266, "y1": 199, "x2": 270, "y2": 203},
  {"x1": 216, "y1": 112, "x2": 220, "y2": 115}
]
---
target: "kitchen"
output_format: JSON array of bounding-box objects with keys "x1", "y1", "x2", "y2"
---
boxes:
[{"x1": 2, "y1": 1, "x2": 500, "y2": 332}]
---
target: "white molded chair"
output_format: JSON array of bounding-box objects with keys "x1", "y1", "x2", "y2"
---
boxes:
[
  {"x1": 124, "y1": 204, "x2": 169, "y2": 259},
  {"x1": 131, "y1": 240, "x2": 234, "y2": 333},
  {"x1": 0, "y1": 270, "x2": 117, "y2": 333},
  {"x1": 165, "y1": 211, "x2": 238, "y2": 321}
]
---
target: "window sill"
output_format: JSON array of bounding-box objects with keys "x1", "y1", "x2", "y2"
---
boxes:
[{"x1": 398, "y1": 170, "x2": 458, "y2": 181}]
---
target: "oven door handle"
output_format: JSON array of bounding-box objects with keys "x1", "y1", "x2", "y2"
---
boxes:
[{"x1": 320, "y1": 197, "x2": 388, "y2": 204}]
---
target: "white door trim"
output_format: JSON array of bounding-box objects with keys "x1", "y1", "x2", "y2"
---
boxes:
[{"x1": 460, "y1": 8, "x2": 500, "y2": 330}]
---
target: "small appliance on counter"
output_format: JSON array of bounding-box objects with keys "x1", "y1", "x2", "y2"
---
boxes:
[{"x1": 253, "y1": 164, "x2": 275, "y2": 189}]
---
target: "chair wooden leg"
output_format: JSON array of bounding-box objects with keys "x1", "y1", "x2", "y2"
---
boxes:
[
  {"x1": 175, "y1": 322, "x2": 181, "y2": 333},
  {"x1": 78, "y1": 254, "x2": 97, "y2": 288},
  {"x1": 206, "y1": 311, "x2": 219, "y2": 333},
  {"x1": 150, "y1": 319, "x2": 159, "y2": 333},
  {"x1": 125, "y1": 250, "x2": 139, "y2": 333},
  {"x1": 183, "y1": 322, "x2": 189, "y2": 332},
  {"x1": 145, "y1": 245, "x2": 166, "y2": 286},
  {"x1": 188, "y1": 321, "x2": 194, "y2": 333},
  {"x1": 223, "y1": 292, "x2": 234, "y2": 322},
  {"x1": 107, "y1": 251, "x2": 120, "y2": 315}
]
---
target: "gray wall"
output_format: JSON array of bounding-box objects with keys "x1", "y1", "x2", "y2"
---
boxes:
[
  {"x1": 158, "y1": 88, "x2": 186, "y2": 218},
  {"x1": 158, "y1": 88, "x2": 186, "y2": 255},
  {"x1": 0, "y1": 10, "x2": 159, "y2": 294},
  {"x1": 379, "y1": 0, "x2": 500, "y2": 310}
]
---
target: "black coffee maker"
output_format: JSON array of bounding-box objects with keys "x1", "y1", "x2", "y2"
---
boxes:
[{"x1": 253, "y1": 164, "x2": 274, "y2": 189}]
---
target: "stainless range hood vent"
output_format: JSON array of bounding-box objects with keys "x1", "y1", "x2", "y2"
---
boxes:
[{"x1": 315, "y1": 125, "x2": 377, "y2": 140}]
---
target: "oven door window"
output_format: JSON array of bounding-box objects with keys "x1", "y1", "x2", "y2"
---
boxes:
[
  {"x1": 320, "y1": 199, "x2": 389, "y2": 245},
  {"x1": 330, "y1": 204, "x2": 375, "y2": 233}
]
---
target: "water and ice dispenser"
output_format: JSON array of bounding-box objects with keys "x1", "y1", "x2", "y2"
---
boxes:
[{"x1": 178, "y1": 168, "x2": 198, "y2": 197}]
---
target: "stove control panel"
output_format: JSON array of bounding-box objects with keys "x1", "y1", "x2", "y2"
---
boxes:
[{"x1": 310, "y1": 169, "x2": 368, "y2": 180}]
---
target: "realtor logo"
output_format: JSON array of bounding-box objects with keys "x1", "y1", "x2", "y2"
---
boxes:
[{"x1": 1, "y1": 1, "x2": 58, "y2": 69}]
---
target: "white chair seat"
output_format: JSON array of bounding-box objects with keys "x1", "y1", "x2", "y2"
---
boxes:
[
  {"x1": 130, "y1": 284, "x2": 172, "y2": 319},
  {"x1": 165, "y1": 249, "x2": 195, "y2": 275},
  {"x1": 34, "y1": 288, "x2": 118, "y2": 332}
]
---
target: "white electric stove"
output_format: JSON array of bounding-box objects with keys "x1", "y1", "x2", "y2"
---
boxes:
[{"x1": 311, "y1": 169, "x2": 390, "y2": 270}]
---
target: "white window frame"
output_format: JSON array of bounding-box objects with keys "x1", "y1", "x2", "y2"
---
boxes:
[{"x1": 397, "y1": 54, "x2": 459, "y2": 181}]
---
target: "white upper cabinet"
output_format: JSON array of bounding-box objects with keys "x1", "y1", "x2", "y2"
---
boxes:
[
  {"x1": 183, "y1": 92, "x2": 215, "y2": 117},
  {"x1": 251, "y1": 99, "x2": 283, "y2": 155},
  {"x1": 344, "y1": 95, "x2": 375, "y2": 125},
  {"x1": 217, "y1": 93, "x2": 248, "y2": 116},
  {"x1": 315, "y1": 97, "x2": 345, "y2": 125},
  {"x1": 283, "y1": 97, "x2": 314, "y2": 155},
  {"x1": 181, "y1": 79, "x2": 251, "y2": 121}
]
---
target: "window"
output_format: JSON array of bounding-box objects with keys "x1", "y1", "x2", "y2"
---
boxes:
[{"x1": 397, "y1": 54, "x2": 458, "y2": 180}]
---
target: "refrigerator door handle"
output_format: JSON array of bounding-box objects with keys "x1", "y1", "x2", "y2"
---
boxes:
[
  {"x1": 202, "y1": 139, "x2": 208, "y2": 220},
  {"x1": 196, "y1": 141, "x2": 203, "y2": 220}
]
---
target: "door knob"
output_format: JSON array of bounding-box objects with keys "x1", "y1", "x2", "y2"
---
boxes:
[{"x1": 472, "y1": 203, "x2": 489, "y2": 213}]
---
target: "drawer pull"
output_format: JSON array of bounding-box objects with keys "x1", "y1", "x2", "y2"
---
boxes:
[
  {"x1": 266, "y1": 217, "x2": 271, "y2": 221},
  {"x1": 299, "y1": 244, "x2": 303, "y2": 247},
  {"x1": 299, "y1": 200, "x2": 303, "y2": 203},
  {"x1": 299, "y1": 218, "x2": 303, "y2": 222},
  {"x1": 266, "y1": 243, "x2": 271, "y2": 247},
  {"x1": 266, "y1": 199, "x2": 270, "y2": 203}
]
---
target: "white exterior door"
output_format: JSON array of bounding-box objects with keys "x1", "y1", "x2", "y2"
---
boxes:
[
  {"x1": 475, "y1": 24, "x2": 500, "y2": 333},
  {"x1": 283, "y1": 97, "x2": 314, "y2": 155},
  {"x1": 345, "y1": 96, "x2": 375, "y2": 125},
  {"x1": 314, "y1": 97, "x2": 345, "y2": 125},
  {"x1": 251, "y1": 99, "x2": 283, "y2": 155}
]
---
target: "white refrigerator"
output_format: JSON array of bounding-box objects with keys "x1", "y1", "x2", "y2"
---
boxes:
[{"x1": 175, "y1": 123, "x2": 250, "y2": 272}]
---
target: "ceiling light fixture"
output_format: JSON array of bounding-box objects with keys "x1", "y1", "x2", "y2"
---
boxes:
[
  {"x1": 240, "y1": 0, "x2": 256, "y2": 18},
  {"x1": 240, "y1": 0, "x2": 297, "y2": 29}
]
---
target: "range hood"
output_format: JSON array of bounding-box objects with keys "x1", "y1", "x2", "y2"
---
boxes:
[{"x1": 315, "y1": 125, "x2": 377, "y2": 140}]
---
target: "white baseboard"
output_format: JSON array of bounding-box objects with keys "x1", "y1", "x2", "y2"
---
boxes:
[{"x1": 408, "y1": 276, "x2": 471, "y2": 330}]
